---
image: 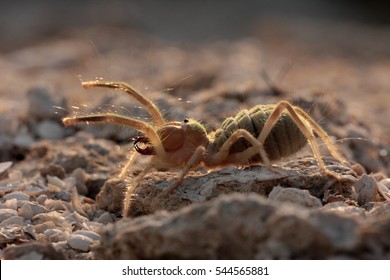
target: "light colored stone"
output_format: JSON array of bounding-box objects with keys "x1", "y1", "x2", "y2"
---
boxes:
[
  {"x1": 0, "y1": 184, "x2": 20, "y2": 197},
  {"x1": 73, "y1": 230, "x2": 100, "y2": 241},
  {"x1": 0, "y1": 216, "x2": 24, "y2": 226},
  {"x1": 0, "y1": 208, "x2": 18, "y2": 223},
  {"x1": 378, "y1": 179, "x2": 390, "y2": 202},
  {"x1": 268, "y1": 186, "x2": 322, "y2": 208},
  {"x1": 44, "y1": 199, "x2": 66, "y2": 211},
  {"x1": 36, "y1": 194, "x2": 47, "y2": 204},
  {"x1": 44, "y1": 228, "x2": 67, "y2": 242},
  {"x1": 24, "y1": 184, "x2": 45, "y2": 196},
  {"x1": 354, "y1": 174, "x2": 379, "y2": 205},
  {"x1": 0, "y1": 161, "x2": 12, "y2": 174},
  {"x1": 71, "y1": 168, "x2": 88, "y2": 195},
  {"x1": 14, "y1": 128, "x2": 35, "y2": 148},
  {"x1": 0, "y1": 198, "x2": 18, "y2": 211},
  {"x1": 29, "y1": 203, "x2": 48, "y2": 216},
  {"x1": 4, "y1": 191, "x2": 30, "y2": 201},
  {"x1": 67, "y1": 234, "x2": 93, "y2": 252},
  {"x1": 47, "y1": 175, "x2": 67, "y2": 190},
  {"x1": 36, "y1": 120, "x2": 64, "y2": 140},
  {"x1": 34, "y1": 221, "x2": 56, "y2": 234},
  {"x1": 94, "y1": 212, "x2": 114, "y2": 224},
  {"x1": 18, "y1": 203, "x2": 33, "y2": 220}
]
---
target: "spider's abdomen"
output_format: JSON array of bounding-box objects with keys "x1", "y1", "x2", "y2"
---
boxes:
[{"x1": 213, "y1": 105, "x2": 307, "y2": 161}]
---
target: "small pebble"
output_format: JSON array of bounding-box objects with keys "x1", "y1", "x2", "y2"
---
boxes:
[
  {"x1": 94, "y1": 211, "x2": 114, "y2": 224},
  {"x1": 380, "y1": 178, "x2": 390, "y2": 189},
  {"x1": 268, "y1": 186, "x2": 322, "y2": 208},
  {"x1": 64, "y1": 176, "x2": 77, "y2": 188},
  {"x1": 28, "y1": 203, "x2": 48, "y2": 216},
  {"x1": 14, "y1": 128, "x2": 35, "y2": 148},
  {"x1": 40, "y1": 164, "x2": 66, "y2": 179},
  {"x1": 4, "y1": 191, "x2": 30, "y2": 201},
  {"x1": 0, "y1": 161, "x2": 12, "y2": 179},
  {"x1": 44, "y1": 199, "x2": 66, "y2": 211},
  {"x1": 72, "y1": 168, "x2": 88, "y2": 195},
  {"x1": 24, "y1": 184, "x2": 45, "y2": 196},
  {"x1": 24, "y1": 225, "x2": 37, "y2": 240},
  {"x1": 0, "y1": 216, "x2": 24, "y2": 226},
  {"x1": 67, "y1": 234, "x2": 93, "y2": 252},
  {"x1": 54, "y1": 150, "x2": 88, "y2": 173},
  {"x1": 0, "y1": 208, "x2": 18, "y2": 222},
  {"x1": 377, "y1": 181, "x2": 390, "y2": 202},
  {"x1": 66, "y1": 211, "x2": 88, "y2": 227},
  {"x1": 34, "y1": 221, "x2": 56, "y2": 234},
  {"x1": 82, "y1": 221, "x2": 104, "y2": 232},
  {"x1": 36, "y1": 194, "x2": 47, "y2": 205},
  {"x1": 354, "y1": 174, "x2": 378, "y2": 205},
  {"x1": 0, "y1": 183, "x2": 20, "y2": 196},
  {"x1": 47, "y1": 175, "x2": 67, "y2": 189},
  {"x1": 44, "y1": 228, "x2": 67, "y2": 242},
  {"x1": 1, "y1": 198, "x2": 18, "y2": 210},
  {"x1": 323, "y1": 202, "x2": 365, "y2": 217},
  {"x1": 0, "y1": 116, "x2": 19, "y2": 136},
  {"x1": 18, "y1": 203, "x2": 34, "y2": 220},
  {"x1": 32, "y1": 211, "x2": 68, "y2": 227},
  {"x1": 36, "y1": 120, "x2": 64, "y2": 140},
  {"x1": 36, "y1": 233, "x2": 47, "y2": 242},
  {"x1": 47, "y1": 184, "x2": 61, "y2": 193},
  {"x1": 73, "y1": 230, "x2": 100, "y2": 241},
  {"x1": 27, "y1": 86, "x2": 56, "y2": 120},
  {"x1": 54, "y1": 191, "x2": 72, "y2": 202},
  {"x1": 8, "y1": 170, "x2": 22, "y2": 181}
]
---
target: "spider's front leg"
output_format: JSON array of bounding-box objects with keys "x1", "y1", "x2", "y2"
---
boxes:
[{"x1": 122, "y1": 161, "x2": 154, "y2": 217}]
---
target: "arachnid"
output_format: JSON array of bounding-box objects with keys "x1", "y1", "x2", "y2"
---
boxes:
[{"x1": 63, "y1": 80, "x2": 347, "y2": 217}]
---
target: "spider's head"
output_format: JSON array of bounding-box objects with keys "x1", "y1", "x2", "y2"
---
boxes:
[{"x1": 134, "y1": 118, "x2": 208, "y2": 165}]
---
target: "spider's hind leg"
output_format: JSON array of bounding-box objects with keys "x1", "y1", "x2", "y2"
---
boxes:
[{"x1": 257, "y1": 100, "x2": 345, "y2": 178}]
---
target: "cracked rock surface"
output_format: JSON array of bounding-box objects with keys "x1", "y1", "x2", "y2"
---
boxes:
[{"x1": 95, "y1": 193, "x2": 390, "y2": 259}]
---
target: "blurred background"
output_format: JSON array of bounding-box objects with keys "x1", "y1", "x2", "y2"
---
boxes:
[{"x1": 1, "y1": 0, "x2": 390, "y2": 50}]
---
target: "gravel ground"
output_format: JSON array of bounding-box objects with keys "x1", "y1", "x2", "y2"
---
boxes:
[{"x1": 1, "y1": 4, "x2": 390, "y2": 259}]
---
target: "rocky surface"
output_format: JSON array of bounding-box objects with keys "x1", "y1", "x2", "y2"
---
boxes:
[{"x1": 95, "y1": 193, "x2": 390, "y2": 259}]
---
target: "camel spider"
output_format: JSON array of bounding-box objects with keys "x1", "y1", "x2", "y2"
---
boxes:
[{"x1": 63, "y1": 80, "x2": 347, "y2": 217}]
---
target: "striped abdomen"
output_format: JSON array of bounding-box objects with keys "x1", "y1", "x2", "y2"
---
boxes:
[{"x1": 212, "y1": 105, "x2": 307, "y2": 161}]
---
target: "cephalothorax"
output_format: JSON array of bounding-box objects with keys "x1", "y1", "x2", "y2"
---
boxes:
[{"x1": 63, "y1": 80, "x2": 347, "y2": 217}]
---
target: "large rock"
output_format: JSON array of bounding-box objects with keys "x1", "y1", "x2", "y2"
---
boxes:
[{"x1": 95, "y1": 193, "x2": 390, "y2": 259}]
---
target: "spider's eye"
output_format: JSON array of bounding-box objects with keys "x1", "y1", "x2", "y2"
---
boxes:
[{"x1": 183, "y1": 118, "x2": 189, "y2": 124}]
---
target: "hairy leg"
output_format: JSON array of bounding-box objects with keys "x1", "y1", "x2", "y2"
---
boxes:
[
  {"x1": 257, "y1": 100, "x2": 343, "y2": 176},
  {"x1": 82, "y1": 80, "x2": 165, "y2": 127},
  {"x1": 119, "y1": 151, "x2": 140, "y2": 179},
  {"x1": 294, "y1": 106, "x2": 347, "y2": 164},
  {"x1": 122, "y1": 161, "x2": 154, "y2": 217},
  {"x1": 62, "y1": 113, "x2": 167, "y2": 159}
]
